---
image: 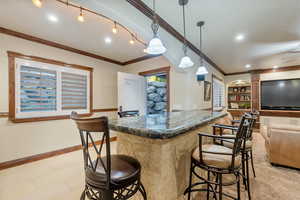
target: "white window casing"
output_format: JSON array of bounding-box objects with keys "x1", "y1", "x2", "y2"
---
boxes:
[{"x1": 15, "y1": 58, "x2": 90, "y2": 119}]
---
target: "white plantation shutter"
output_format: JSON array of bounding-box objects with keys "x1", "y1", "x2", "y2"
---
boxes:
[
  {"x1": 15, "y1": 58, "x2": 91, "y2": 119},
  {"x1": 20, "y1": 66, "x2": 57, "y2": 112},
  {"x1": 62, "y1": 72, "x2": 87, "y2": 110},
  {"x1": 213, "y1": 78, "x2": 225, "y2": 109}
]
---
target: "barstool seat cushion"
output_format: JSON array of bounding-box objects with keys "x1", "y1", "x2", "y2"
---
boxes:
[
  {"x1": 86, "y1": 155, "x2": 141, "y2": 187},
  {"x1": 192, "y1": 144, "x2": 241, "y2": 169},
  {"x1": 216, "y1": 134, "x2": 252, "y2": 150},
  {"x1": 223, "y1": 129, "x2": 234, "y2": 135}
]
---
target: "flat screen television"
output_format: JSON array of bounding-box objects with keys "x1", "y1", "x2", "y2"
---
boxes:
[{"x1": 261, "y1": 79, "x2": 300, "y2": 111}]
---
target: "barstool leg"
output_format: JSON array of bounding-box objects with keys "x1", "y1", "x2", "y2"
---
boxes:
[
  {"x1": 236, "y1": 173, "x2": 241, "y2": 200},
  {"x1": 187, "y1": 162, "x2": 193, "y2": 200},
  {"x1": 219, "y1": 174, "x2": 223, "y2": 200},
  {"x1": 241, "y1": 152, "x2": 247, "y2": 188},
  {"x1": 80, "y1": 190, "x2": 86, "y2": 200},
  {"x1": 207, "y1": 171, "x2": 210, "y2": 200},
  {"x1": 139, "y1": 183, "x2": 147, "y2": 200},
  {"x1": 214, "y1": 173, "x2": 219, "y2": 191},
  {"x1": 246, "y1": 152, "x2": 251, "y2": 200},
  {"x1": 250, "y1": 149, "x2": 256, "y2": 177},
  {"x1": 102, "y1": 190, "x2": 113, "y2": 200}
]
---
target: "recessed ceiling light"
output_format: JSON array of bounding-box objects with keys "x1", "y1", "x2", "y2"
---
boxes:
[
  {"x1": 235, "y1": 34, "x2": 245, "y2": 42},
  {"x1": 245, "y1": 64, "x2": 251, "y2": 68},
  {"x1": 273, "y1": 65, "x2": 279, "y2": 69},
  {"x1": 104, "y1": 37, "x2": 112, "y2": 44},
  {"x1": 47, "y1": 14, "x2": 58, "y2": 23}
]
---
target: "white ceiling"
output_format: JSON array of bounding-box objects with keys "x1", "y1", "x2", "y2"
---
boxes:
[
  {"x1": 0, "y1": 0, "x2": 146, "y2": 62},
  {"x1": 1, "y1": 0, "x2": 300, "y2": 73},
  {"x1": 141, "y1": 0, "x2": 300, "y2": 73}
]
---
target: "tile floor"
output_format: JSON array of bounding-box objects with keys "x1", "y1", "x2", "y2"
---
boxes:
[{"x1": 1, "y1": 133, "x2": 300, "y2": 200}]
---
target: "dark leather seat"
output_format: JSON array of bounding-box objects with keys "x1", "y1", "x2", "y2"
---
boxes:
[{"x1": 86, "y1": 155, "x2": 141, "y2": 189}]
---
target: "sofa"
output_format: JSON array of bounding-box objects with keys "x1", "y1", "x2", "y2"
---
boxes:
[{"x1": 261, "y1": 124, "x2": 300, "y2": 169}]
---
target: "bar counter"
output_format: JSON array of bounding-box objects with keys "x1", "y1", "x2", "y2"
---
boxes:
[{"x1": 109, "y1": 110, "x2": 227, "y2": 200}]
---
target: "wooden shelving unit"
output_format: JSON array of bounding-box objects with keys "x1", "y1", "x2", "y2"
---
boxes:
[{"x1": 228, "y1": 85, "x2": 251, "y2": 110}]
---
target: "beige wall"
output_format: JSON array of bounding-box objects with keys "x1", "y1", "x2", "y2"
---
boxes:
[
  {"x1": 123, "y1": 56, "x2": 225, "y2": 111},
  {"x1": 0, "y1": 33, "x2": 121, "y2": 163},
  {"x1": 0, "y1": 33, "x2": 226, "y2": 163}
]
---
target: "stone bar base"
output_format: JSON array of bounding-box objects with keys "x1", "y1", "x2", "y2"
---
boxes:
[{"x1": 116, "y1": 119, "x2": 222, "y2": 200}]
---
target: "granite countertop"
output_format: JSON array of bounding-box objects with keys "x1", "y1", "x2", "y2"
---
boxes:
[{"x1": 108, "y1": 110, "x2": 227, "y2": 139}]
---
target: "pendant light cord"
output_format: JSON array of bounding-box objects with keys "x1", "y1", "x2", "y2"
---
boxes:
[
  {"x1": 151, "y1": 0, "x2": 159, "y2": 36},
  {"x1": 200, "y1": 24, "x2": 203, "y2": 65},
  {"x1": 182, "y1": 3, "x2": 187, "y2": 55}
]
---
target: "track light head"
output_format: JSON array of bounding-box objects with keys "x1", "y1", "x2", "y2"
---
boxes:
[{"x1": 32, "y1": 0, "x2": 42, "y2": 8}]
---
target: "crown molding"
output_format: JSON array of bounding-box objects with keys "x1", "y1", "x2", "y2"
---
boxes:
[
  {"x1": 0, "y1": 27, "x2": 124, "y2": 65},
  {"x1": 225, "y1": 65, "x2": 300, "y2": 76},
  {"x1": 0, "y1": 26, "x2": 158, "y2": 66}
]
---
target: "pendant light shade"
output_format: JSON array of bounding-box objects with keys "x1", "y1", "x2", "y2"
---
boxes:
[
  {"x1": 178, "y1": 0, "x2": 193, "y2": 68},
  {"x1": 146, "y1": 0, "x2": 167, "y2": 55},
  {"x1": 196, "y1": 66, "x2": 208, "y2": 75},
  {"x1": 196, "y1": 21, "x2": 208, "y2": 75},
  {"x1": 146, "y1": 37, "x2": 166, "y2": 54},
  {"x1": 179, "y1": 56, "x2": 194, "y2": 68}
]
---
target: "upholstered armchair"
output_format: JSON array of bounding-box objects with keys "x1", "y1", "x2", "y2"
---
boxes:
[{"x1": 261, "y1": 124, "x2": 300, "y2": 169}]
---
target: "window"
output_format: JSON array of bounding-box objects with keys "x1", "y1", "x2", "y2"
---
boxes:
[
  {"x1": 9, "y1": 52, "x2": 93, "y2": 122},
  {"x1": 213, "y1": 77, "x2": 225, "y2": 109}
]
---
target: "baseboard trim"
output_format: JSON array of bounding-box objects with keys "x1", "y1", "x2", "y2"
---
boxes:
[
  {"x1": 0, "y1": 112, "x2": 8, "y2": 118},
  {"x1": 0, "y1": 136, "x2": 117, "y2": 171},
  {"x1": 92, "y1": 108, "x2": 118, "y2": 112}
]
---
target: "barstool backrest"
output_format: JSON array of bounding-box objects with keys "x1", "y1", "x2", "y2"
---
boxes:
[
  {"x1": 245, "y1": 114, "x2": 257, "y2": 140},
  {"x1": 71, "y1": 112, "x2": 111, "y2": 188},
  {"x1": 232, "y1": 115, "x2": 249, "y2": 156}
]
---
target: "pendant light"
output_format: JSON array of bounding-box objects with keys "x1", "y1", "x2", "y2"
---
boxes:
[
  {"x1": 196, "y1": 21, "x2": 208, "y2": 75},
  {"x1": 178, "y1": 0, "x2": 194, "y2": 68},
  {"x1": 145, "y1": 0, "x2": 167, "y2": 55}
]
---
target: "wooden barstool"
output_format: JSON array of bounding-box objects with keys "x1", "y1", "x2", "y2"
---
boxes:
[
  {"x1": 184, "y1": 115, "x2": 249, "y2": 200},
  {"x1": 71, "y1": 112, "x2": 147, "y2": 200}
]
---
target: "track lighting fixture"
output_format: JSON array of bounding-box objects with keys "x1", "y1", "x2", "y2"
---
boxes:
[
  {"x1": 32, "y1": 0, "x2": 42, "y2": 8},
  {"x1": 38, "y1": 0, "x2": 147, "y2": 48},
  {"x1": 112, "y1": 21, "x2": 118, "y2": 34},
  {"x1": 77, "y1": 7, "x2": 84, "y2": 22},
  {"x1": 129, "y1": 34, "x2": 135, "y2": 45}
]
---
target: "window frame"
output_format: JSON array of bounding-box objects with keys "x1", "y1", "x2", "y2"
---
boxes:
[
  {"x1": 8, "y1": 51, "x2": 93, "y2": 123},
  {"x1": 212, "y1": 75, "x2": 225, "y2": 110}
]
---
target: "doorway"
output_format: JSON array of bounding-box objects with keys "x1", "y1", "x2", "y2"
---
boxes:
[{"x1": 139, "y1": 67, "x2": 170, "y2": 114}]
